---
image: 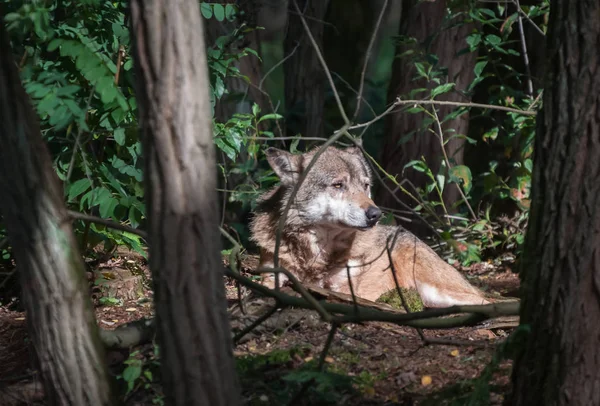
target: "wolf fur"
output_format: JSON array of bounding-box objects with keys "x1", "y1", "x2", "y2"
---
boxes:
[{"x1": 250, "y1": 146, "x2": 489, "y2": 308}]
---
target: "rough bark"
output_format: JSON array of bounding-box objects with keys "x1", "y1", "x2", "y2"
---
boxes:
[
  {"x1": 509, "y1": 1, "x2": 600, "y2": 405},
  {"x1": 0, "y1": 21, "x2": 114, "y2": 406},
  {"x1": 129, "y1": 1, "x2": 241, "y2": 405},
  {"x1": 284, "y1": 0, "x2": 331, "y2": 138},
  {"x1": 378, "y1": 0, "x2": 477, "y2": 226}
]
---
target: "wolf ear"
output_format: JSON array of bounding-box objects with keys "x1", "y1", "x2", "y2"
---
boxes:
[{"x1": 265, "y1": 148, "x2": 302, "y2": 185}]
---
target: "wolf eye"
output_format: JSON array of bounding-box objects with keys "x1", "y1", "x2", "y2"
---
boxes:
[{"x1": 331, "y1": 182, "x2": 344, "y2": 189}]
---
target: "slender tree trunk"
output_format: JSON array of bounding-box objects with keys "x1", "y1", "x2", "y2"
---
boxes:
[
  {"x1": 378, "y1": 0, "x2": 477, "y2": 230},
  {"x1": 284, "y1": 0, "x2": 330, "y2": 138},
  {"x1": 509, "y1": 1, "x2": 600, "y2": 404},
  {"x1": 0, "y1": 21, "x2": 114, "y2": 406},
  {"x1": 130, "y1": 1, "x2": 241, "y2": 405}
]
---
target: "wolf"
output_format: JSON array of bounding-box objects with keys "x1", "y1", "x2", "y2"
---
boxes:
[{"x1": 250, "y1": 146, "x2": 489, "y2": 308}]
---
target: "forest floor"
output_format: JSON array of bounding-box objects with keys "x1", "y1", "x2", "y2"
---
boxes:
[{"x1": 0, "y1": 248, "x2": 520, "y2": 405}]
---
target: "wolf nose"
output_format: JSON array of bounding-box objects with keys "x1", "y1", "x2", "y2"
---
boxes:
[{"x1": 365, "y1": 205, "x2": 382, "y2": 225}]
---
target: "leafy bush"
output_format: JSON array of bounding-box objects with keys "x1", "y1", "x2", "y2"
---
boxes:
[
  {"x1": 387, "y1": 1, "x2": 548, "y2": 264},
  {"x1": 2, "y1": 0, "x2": 281, "y2": 259}
]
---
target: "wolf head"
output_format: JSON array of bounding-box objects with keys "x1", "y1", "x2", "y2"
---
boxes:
[{"x1": 265, "y1": 146, "x2": 382, "y2": 230}]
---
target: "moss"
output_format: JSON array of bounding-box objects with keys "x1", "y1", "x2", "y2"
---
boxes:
[{"x1": 377, "y1": 288, "x2": 424, "y2": 312}]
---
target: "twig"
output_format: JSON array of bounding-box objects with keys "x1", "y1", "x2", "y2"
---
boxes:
[
  {"x1": 250, "y1": 136, "x2": 329, "y2": 142},
  {"x1": 514, "y1": 0, "x2": 534, "y2": 97},
  {"x1": 385, "y1": 235, "x2": 426, "y2": 342},
  {"x1": 429, "y1": 106, "x2": 477, "y2": 220},
  {"x1": 346, "y1": 265, "x2": 359, "y2": 314},
  {"x1": 233, "y1": 304, "x2": 281, "y2": 343},
  {"x1": 349, "y1": 98, "x2": 537, "y2": 131},
  {"x1": 317, "y1": 323, "x2": 338, "y2": 370},
  {"x1": 353, "y1": 0, "x2": 388, "y2": 121},
  {"x1": 509, "y1": 0, "x2": 545, "y2": 37},
  {"x1": 67, "y1": 210, "x2": 148, "y2": 240},
  {"x1": 292, "y1": 0, "x2": 349, "y2": 125},
  {"x1": 350, "y1": 141, "x2": 444, "y2": 236},
  {"x1": 254, "y1": 267, "x2": 332, "y2": 322},
  {"x1": 259, "y1": 41, "x2": 300, "y2": 91},
  {"x1": 66, "y1": 83, "x2": 97, "y2": 182},
  {"x1": 332, "y1": 72, "x2": 377, "y2": 119}
]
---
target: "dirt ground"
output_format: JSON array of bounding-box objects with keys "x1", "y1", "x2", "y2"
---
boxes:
[{"x1": 0, "y1": 250, "x2": 519, "y2": 405}]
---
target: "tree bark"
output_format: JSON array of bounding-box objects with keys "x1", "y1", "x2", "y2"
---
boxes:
[
  {"x1": 0, "y1": 20, "x2": 114, "y2": 406},
  {"x1": 509, "y1": 1, "x2": 600, "y2": 405},
  {"x1": 130, "y1": 1, "x2": 241, "y2": 405},
  {"x1": 284, "y1": 0, "x2": 331, "y2": 138},
  {"x1": 378, "y1": 0, "x2": 477, "y2": 229}
]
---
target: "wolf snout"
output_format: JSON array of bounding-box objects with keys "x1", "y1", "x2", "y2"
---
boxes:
[{"x1": 365, "y1": 205, "x2": 382, "y2": 226}]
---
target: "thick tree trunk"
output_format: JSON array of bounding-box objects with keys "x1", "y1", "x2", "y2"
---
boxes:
[
  {"x1": 130, "y1": 1, "x2": 241, "y2": 405},
  {"x1": 378, "y1": 0, "x2": 477, "y2": 229},
  {"x1": 509, "y1": 1, "x2": 600, "y2": 405},
  {"x1": 0, "y1": 21, "x2": 114, "y2": 406},
  {"x1": 284, "y1": 0, "x2": 330, "y2": 138}
]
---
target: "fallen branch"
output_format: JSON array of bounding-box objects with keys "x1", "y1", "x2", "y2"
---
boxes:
[{"x1": 225, "y1": 266, "x2": 520, "y2": 329}]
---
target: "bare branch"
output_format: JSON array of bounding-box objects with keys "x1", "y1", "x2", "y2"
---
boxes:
[
  {"x1": 225, "y1": 266, "x2": 520, "y2": 328},
  {"x1": 67, "y1": 210, "x2": 148, "y2": 240},
  {"x1": 429, "y1": 106, "x2": 477, "y2": 220},
  {"x1": 353, "y1": 0, "x2": 389, "y2": 120},
  {"x1": 349, "y1": 98, "x2": 537, "y2": 131},
  {"x1": 292, "y1": 0, "x2": 349, "y2": 125},
  {"x1": 514, "y1": 0, "x2": 534, "y2": 97}
]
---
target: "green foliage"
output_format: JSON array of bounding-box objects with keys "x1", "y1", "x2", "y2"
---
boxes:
[
  {"x1": 390, "y1": 1, "x2": 548, "y2": 264},
  {"x1": 2, "y1": 0, "x2": 278, "y2": 257},
  {"x1": 117, "y1": 347, "x2": 164, "y2": 404},
  {"x1": 236, "y1": 347, "x2": 358, "y2": 405}
]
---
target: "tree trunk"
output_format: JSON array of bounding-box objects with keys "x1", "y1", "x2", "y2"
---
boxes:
[
  {"x1": 284, "y1": 0, "x2": 330, "y2": 138},
  {"x1": 509, "y1": 1, "x2": 600, "y2": 405},
  {"x1": 129, "y1": 1, "x2": 241, "y2": 405},
  {"x1": 378, "y1": 0, "x2": 477, "y2": 231},
  {"x1": 0, "y1": 21, "x2": 114, "y2": 406}
]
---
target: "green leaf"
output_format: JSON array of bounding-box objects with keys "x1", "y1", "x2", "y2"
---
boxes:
[
  {"x1": 480, "y1": 8, "x2": 496, "y2": 18},
  {"x1": 200, "y1": 3, "x2": 213, "y2": 19},
  {"x1": 436, "y1": 173, "x2": 445, "y2": 192},
  {"x1": 466, "y1": 34, "x2": 481, "y2": 50},
  {"x1": 430, "y1": 83, "x2": 455, "y2": 98},
  {"x1": 47, "y1": 38, "x2": 62, "y2": 52},
  {"x1": 225, "y1": 4, "x2": 237, "y2": 21},
  {"x1": 257, "y1": 113, "x2": 283, "y2": 123},
  {"x1": 114, "y1": 128, "x2": 126, "y2": 146},
  {"x1": 414, "y1": 62, "x2": 428, "y2": 79},
  {"x1": 290, "y1": 138, "x2": 300, "y2": 154},
  {"x1": 404, "y1": 160, "x2": 427, "y2": 173},
  {"x1": 252, "y1": 102, "x2": 260, "y2": 116},
  {"x1": 99, "y1": 196, "x2": 119, "y2": 219},
  {"x1": 122, "y1": 364, "x2": 142, "y2": 393},
  {"x1": 474, "y1": 61, "x2": 487, "y2": 77},
  {"x1": 485, "y1": 34, "x2": 502, "y2": 46},
  {"x1": 67, "y1": 178, "x2": 92, "y2": 201},
  {"x1": 449, "y1": 165, "x2": 473, "y2": 194},
  {"x1": 213, "y1": 4, "x2": 225, "y2": 21}
]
